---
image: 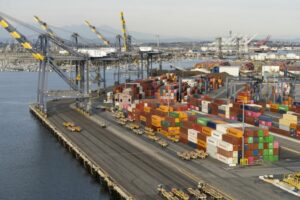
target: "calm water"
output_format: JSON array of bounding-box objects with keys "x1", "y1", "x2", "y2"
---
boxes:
[
  {"x1": 0, "y1": 58, "x2": 202, "y2": 200},
  {"x1": 0, "y1": 72, "x2": 109, "y2": 200}
]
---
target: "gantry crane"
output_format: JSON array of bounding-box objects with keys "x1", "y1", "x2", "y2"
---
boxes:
[
  {"x1": 34, "y1": 15, "x2": 87, "y2": 84},
  {"x1": 84, "y1": 20, "x2": 114, "y2": 91},
  {"x1": 84, "y1": 20, "x2": 110, "y2": 46},
  {"x1": 34, "y1": 16, "x2": 58, "y2": 40},
  {"x1": 33, "y1": 15, "x2": 83, "y2": 58},
  {"x1": 0, "y1": 15, "x2": 89, "y2": 113}
]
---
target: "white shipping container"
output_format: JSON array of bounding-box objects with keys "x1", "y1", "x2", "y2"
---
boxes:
[
  {"x1": 217, "y1": 154, "x2": 238, "y2": 165},
  {"x1": 211, "y1": 130, "x2": 225, "y2": 140},
  {"x1": 259, "y1": 124, "x2": 269, "y2": 130},
  {"x1": 232, "y1": 151, "x2": 238, "y2": 158},
  {"x1": 206, "y1": 136, "x2": 219, "y2": 146},
  {"x1": 219, "y1": 66, "x2": 241, "y2": 77},
  {"x1": 202, "y1": 108, "x2": 208, "y2": 113},
  {"x1": 218, "y1": 140, "x2": 234, "y2": 151},
  {"x1": 279, "y1": 124, "x2": 290, "y2": 132},
  {"x1": 206, "y1": 147, "x2": 218, "y2": 158},
  {"x1": 216, "y1": 124, "x2": 230, "y2": 133},
  {"x1": 188, "y1": 129, "x2": 198, "y2": 143}
]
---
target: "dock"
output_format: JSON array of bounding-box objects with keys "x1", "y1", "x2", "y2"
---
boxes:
[{"x1": 29, "y1": 100, "x2": 300, "y2": 200}]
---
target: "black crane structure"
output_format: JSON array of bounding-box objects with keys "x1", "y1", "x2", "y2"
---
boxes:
[{"x1": 0, "y1": 12, "x2": 164, "y2": 113}]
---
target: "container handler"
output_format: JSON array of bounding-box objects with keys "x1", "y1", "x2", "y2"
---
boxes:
[
  {"x1": 171, "y1": 188, "x2": 190, "y2": 200},
  {"x1": 187, "y1": 188, "x2": 207, "y2": 200},
  {"x1": 157, "y1": 185, "x2": 180, "y2": 200},
  {"x1": 198, "y1": 181, "x2": 223, "y2": 200}
]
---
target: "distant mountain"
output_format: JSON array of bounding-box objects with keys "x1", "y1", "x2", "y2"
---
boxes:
[{"x1": 0, "y1": 23, "x2": 200, "y2": 44}]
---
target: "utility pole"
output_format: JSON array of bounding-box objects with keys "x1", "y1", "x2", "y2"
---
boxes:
[{"x1": 242, "y1": 101, "x2": 245, "y2": 163}]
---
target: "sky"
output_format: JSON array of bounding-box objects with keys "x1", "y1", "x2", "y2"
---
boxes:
[{"x1": 0, "y1": 0, "x2": 300, "y2": 40}]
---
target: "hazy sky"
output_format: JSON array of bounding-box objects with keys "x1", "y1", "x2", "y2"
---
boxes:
[{"x1": 1, "y1": 0, "x2": 299, "y2": 39}]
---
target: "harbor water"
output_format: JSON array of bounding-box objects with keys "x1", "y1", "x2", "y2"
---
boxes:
[{"x1": 0, "y1": 72, "x2": 109, "y2": 200}]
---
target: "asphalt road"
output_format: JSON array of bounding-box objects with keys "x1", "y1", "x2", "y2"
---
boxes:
[
  {"x1": 45, "y1": 100, "x2": 300, "y2": 200},
  {"x1": 47, "y1": 101, "x2": 197, "y2": 199}
]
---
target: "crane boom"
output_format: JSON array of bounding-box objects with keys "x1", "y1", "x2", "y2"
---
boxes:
[
  {"x1": 120, "y1": 11, "x2": 128, "y2": 51},
  {"x1": 0, "y1": 16, "x2": 44, "y2": 61},
  {"x1": 34, "y1": 16, "x2": 57, "y2": 38},
  {"x1": 33, "y1": 16, "x2": 85, "y2": 58},
  {"x1": 0, "y1": 16, "x2": 79, "y2": 91},
  {"x1": 84, "y1": 20, "x2": 110, "y2": 46}
]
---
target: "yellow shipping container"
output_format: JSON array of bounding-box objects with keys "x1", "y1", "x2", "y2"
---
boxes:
[
  {"x1": 270, "y1": 104, "x2": 279, "y2": 110},
  {"x1": 227, "y1": 127, "x2": 243, "y2": 138},
  {"x1": 197, "y1": 139, "x2": 207, "y2": 148},
  {"x1": 168, "y1": 128, "x2": 180, "y2": 134},
  {"x1": 159, "y1": 105, "x2": 173, "y2": 112},
  {"x1": 152, "y1": 121, "x2": 161, "y2": 127},
  {"x1": 140, "y1": 116, "x2": 147, "y2": 122},
  {"x1": 213, "y1": 120, "x2": 226, "y2": 124},
  {"x1": 159, "y1": 129, "x2": 169, "y2": 136},
  {"x1": 202, "y1": 127, "x2": 213, "y2": 136},
  {"x1": 283, "y1": 114, "x2": 297, "y2": 123},
  {"x1": 279, "y1": 118, "x2": 291, "y2": 126},
  {"x1": 290, "y1": 123, "x2": 297, "y2": 129},
  {"x1": 178, "y1": 112, "x2": 188, "y2": 119},
  {"x1": 151, "y1": 115, "x2": 162, "y2": 121},
  {"x1": 144, "y1": 106, "x2": 151, "y2": 113}
]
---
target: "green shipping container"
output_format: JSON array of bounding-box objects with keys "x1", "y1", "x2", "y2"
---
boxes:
[
  {"x1": 169, "y1": 112, "x2": 179, "y2": 118},
  {"x1": 269, "y1": 155, "x2": 279, "y2": 162},
  {"x1": 258, "y1": 143, "x2": 264, "y2": 150},
  {"x1": 269, "y1": 135, "x2": 274, "y2": 143},
  {"x1": 268, "y1": 149, "x2": 274, "y2": 156},
  {"x1": 258, "y1": 137, "x2": 264, "y2": 143},
  {"x1": 175, "y1": 122, "x2": 181, "y2": 127},
  {"x1": 278, "y1": 105, "x2": 288, "y2": 112},
  {"x1": 161, "y1": 121, "x2": 170, "y2": 127},
  {"x1": 263, "y1": 149, "x2": 269, "y2": 156},
  {"x1": 268, "y1": 143, "x2": 273, "y2": 149},
  {"x1": 247, "y1": 137, "x2": 253, "y2": 144},
  {"x1": 258, "y1": 130, "x2": 264, "y2": 137},
  {"x1": 197, "y1": 117, "x2": 209, "y2": 126}
]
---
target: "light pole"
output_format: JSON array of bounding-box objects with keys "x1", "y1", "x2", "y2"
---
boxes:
[{"x1": 242, "y1": 101, "x2": 245, "y2": 163}]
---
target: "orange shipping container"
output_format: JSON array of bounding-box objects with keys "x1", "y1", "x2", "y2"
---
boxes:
[
  {"x1": 227, "y1": 127, "x2": 243, "y2": 138},
  {"x1": 144, "y1": 106, "x2": 151, "y2": 113},
  {"x1": 140, "y1": 116, "x2": 147, "y2": 122},
  {"x1": 270, "y1": 104, "x2": 279, "y2": 110},
  {"x1": 197, "y1": 139, "x2": 207, "y2": 148},
  {"x1": 202, "y1": 127, "x2": 213, "y2": 136}
]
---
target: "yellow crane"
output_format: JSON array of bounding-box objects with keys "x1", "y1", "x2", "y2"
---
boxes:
[
  {"x1": 0, "y1": 16, "x2": 44, "y2": 61},
  {"x1": 34, "y1": 16, "x2": 57, "y2": 38},
  {"x1": 84, "y1": 20, "x2": 110, "y2": 46},
  {"x1": 120, "y1": 11, "x2": 129, "y2": 51}
]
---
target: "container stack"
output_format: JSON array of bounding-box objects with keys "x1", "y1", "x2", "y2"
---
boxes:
[
  {"x1": 269, "y1": 103, "x2": 289, "y2": 114},
  {"x1": 279, "y1": 114, "x2": 297, "y2": 132}
]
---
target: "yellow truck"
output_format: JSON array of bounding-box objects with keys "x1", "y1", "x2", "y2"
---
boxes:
[
  {"x1": 157, "y1": 140, "x2": 168, "y2": 148},
  {"x1": 63, "y1": 122, "x2": 82, "y2": 132},
  {"x1": 157, "y1": 185, "x2": 180, "y2": 200},
  {"x1": 171, "y1": 188, "x2": 189, "y2": 200}
]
